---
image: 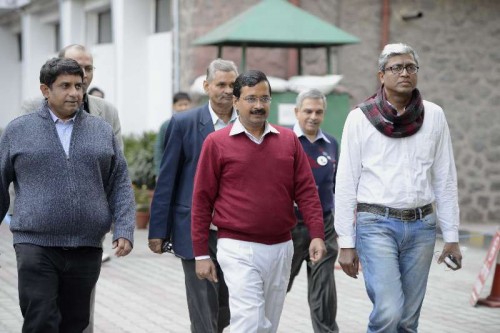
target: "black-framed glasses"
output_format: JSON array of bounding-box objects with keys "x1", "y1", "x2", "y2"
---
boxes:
[
  {"x1": 384, "y1": 64, "x2": 419, "y2": 75},
  {"x1": 242, "y1": 96, "x2": 272, "y2": 105}
]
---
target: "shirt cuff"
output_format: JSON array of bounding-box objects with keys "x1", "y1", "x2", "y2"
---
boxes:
[
  {"x1": 441, "y1": 230, "x2": 459, "y2": 243},
  {"x1": 338, "y1": 235, "x2": 356, "y2": 248},
  {"x1": 195, "y1": 255, "x2": 210, "y2": 260}
]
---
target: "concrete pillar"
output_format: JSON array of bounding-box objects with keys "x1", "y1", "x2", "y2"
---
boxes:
[
  {"x1": 0, "y1": 26, "x2": 21, "y2": 127},
  {"x1": 21, "y1": 12, "x2": 54, "y2": 100},
  {"x1": 59, "y1": 0, "x2": 85, "y2": 46},
  {"x1": 112, "y1": 0, "x2": 150, "y2": 133}
]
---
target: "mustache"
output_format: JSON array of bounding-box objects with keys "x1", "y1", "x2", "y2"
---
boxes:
[{"x1": 250, "y1": 108, "x2": 266, "y2": 115}]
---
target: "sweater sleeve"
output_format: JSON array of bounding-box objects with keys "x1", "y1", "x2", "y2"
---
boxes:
[
  {"x1": 0, "y1": 129, "x2": 14, "y2": 222},
  {"x1": 106, "y1": 135, "x2": 136, "y2": 245},
  {"x1": 293, "y1": 135, "x2": 325, "y2": 240},
  {"x1": 191, "y1": 135, "x2": 222, "y2": 256}
]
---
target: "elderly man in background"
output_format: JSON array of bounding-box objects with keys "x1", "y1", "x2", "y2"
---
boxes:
[{"x1": 288, "y1": 88, "x2": 340, "y2": 333}]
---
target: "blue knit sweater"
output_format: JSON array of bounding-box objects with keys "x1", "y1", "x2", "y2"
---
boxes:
[
  {"x1": 0, "y1": 105, "x2": 135, "y2": 247},
  {"x1": 297, "y1": 132, "x2": 339, "y2": 216}
]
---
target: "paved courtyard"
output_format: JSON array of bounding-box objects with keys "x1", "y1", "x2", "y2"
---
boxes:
[{"x1": 1, "y1": 221, "x2": 499, "y2": 332}]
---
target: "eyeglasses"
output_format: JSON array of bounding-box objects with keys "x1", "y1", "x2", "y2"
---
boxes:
[
  {"x1": 82, "y1": 66, "x2": 95, "y2": 73},
  {"x1": 384, "y1": 64, "x2": 419, "y2": 75},
  {"x1": 242, "y1": 96, "x2": 272, "y2": 105}
]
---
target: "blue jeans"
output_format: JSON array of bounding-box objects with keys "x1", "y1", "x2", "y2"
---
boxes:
[{"x1": 356, "y1": 210, "x2": 437, "y2": 333}]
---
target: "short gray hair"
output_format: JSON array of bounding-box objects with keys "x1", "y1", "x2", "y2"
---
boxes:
[
  {"x1": 206, "y1": 59, "x2": 238, "y2": 82},
  {"x1": 296, "y1": 88, "x2": 327, "y2": 110},
  {"x1": 378, "y1": 43, "x2": 419, "y2": 72}
]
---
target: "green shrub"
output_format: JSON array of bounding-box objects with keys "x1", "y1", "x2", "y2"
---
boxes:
[{"x1": 123, "y1": 131, "x2": 157, "y2": 190}]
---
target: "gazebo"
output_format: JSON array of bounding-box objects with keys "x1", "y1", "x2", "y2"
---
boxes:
[
  {"x1": 192, "y1": 0, "x2": 360, "y2": 139},
  {"x1": 193, "y1": 0, "x2": 360, "y2": 74}
]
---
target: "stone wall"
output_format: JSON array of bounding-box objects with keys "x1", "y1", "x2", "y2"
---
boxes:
[{"x1": 179, "y1": 0, "x2": 500, "y2": 224}]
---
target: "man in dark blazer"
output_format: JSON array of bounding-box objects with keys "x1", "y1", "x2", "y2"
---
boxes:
[{"x1": 148, "y1": 59, "x2": 238, "y2": 333}]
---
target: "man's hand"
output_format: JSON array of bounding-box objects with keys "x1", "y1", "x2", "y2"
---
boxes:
[
  {"x1": 195, "y1": 258, "x2": 218, "y2": 283},
  {"x1": 112, "y1": 238, "x2": 133, "y2": 257},
  {"x1": 338, "y1": 248, "x2": 359, "y2": 279},
  {"x1": 438, "y1": 242, "x2": 462, "y2": 270},
  {"x1": 309, "y1": 238, "x2": 327, "y2": 264},
  {"x1": 148, "y1": 238, "x2": 163, "y2": 254}
]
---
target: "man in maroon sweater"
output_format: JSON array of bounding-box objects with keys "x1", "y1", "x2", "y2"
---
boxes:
[{"x1": 192, "y1": 70, "x2": 326, "y2": 333}]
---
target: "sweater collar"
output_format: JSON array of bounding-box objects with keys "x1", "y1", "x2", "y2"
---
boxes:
[{"x1": 39, "y1": 99, "x2": 84, "y2": 121}]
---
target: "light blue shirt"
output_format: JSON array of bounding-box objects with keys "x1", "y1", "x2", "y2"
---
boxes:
[
  {"x1": 292, "y1": 123, "x2": 331, "y2": 144},
  {"x1": 208, "y1": 101, "x2": 237, "y2": 130},
  {"x1": 48, "y1": 109, "x2": 76, "y2": 157}
]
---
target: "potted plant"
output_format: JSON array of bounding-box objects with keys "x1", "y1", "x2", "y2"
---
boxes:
[
  {"x1": 124, "y1": 132, "x2": 157, "y2": 229},
  {"x1": 134, "y1": 184, "x2": 151, "y2": 229}
]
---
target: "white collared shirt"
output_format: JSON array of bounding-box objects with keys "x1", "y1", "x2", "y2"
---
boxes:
[
  {"x1": 49, "y1": 109, "x2": 76, "y2": 157},
  {"x1": 230, "y1": 117, "x2": 280, "y2": 144},
  {"x1": 208, "y1": 101, "x2": 237, "y2": 131},
  {"x1": 293, "y1": 123, "x2": 331, "y2": 144},
  {"x1": 334, "y1": 100, "x2": 460, "y2": 248}
]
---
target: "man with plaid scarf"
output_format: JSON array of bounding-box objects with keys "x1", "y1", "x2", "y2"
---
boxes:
[{"x1": 334, "y1": 43, "x2": 462, "y2": 333}]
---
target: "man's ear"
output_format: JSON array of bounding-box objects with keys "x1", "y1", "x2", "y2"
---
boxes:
[
  {"x1": 233, "y1": 95, "x2": 239, "y2": 107},
  {"x1": 203, "y1": 80, "x2": 209, "y2": 94},
  {"x1": 294, "y1": 107, "x2": 299, "y2": 117},
  {"x1": 233, "y1": 96, "x2": 239, "y2": 114},
  {"x1": 378, "y1": 71, "x2": 385, "y2": 85},
  {"x1": 40, "y1": 84, "x2": 50, "y2": 98}
]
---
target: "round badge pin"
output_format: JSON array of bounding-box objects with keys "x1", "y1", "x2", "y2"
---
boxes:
[{"x1": 317, "y1": 156, "x2": 328, "y2": 166}]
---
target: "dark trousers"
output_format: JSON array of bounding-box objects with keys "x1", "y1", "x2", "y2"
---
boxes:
[
  {"x1": 82, "y1": 286, "x2": 96, "y2": 333},
  {"x1": 14, "y1": 244, "x2": 102, "y2": 333},
  {"x1": 182, "y1": 230, "x2": 230, "y2": 333},
  {"x1": 287, "y1": 213, "x2": 339, "y2": 333}
]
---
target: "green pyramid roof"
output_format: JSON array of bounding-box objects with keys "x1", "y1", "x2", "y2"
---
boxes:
[{"x1": 193, "y1": 0, "x2": 360, "y2": 48}]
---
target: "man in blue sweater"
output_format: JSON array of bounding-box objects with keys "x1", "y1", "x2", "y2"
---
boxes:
[
  {"x1": 0, "y1": 57, "x2": 135, "y2": 332},
  {"x1": 287, "y1": 89, "x2": 340, "y2": 333}
]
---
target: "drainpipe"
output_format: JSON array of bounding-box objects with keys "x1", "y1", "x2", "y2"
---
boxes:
[
  {"x1": 173, "y1": 0, "x2": 180, "y2": 92},
  {"x1": 380, "y1": 0, "x2": 390, "y2": 50},
  {"x1": 287, "y1": 0, "x2": 300, "y2": 78}
]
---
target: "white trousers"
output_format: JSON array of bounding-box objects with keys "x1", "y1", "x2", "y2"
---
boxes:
[{"x1": 217, "y1": 238, "x2": 293, "y2": 333}]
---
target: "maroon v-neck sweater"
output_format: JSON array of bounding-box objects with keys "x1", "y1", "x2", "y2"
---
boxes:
[{"x1": 191, "y1": 125, "x2": 324, "y2": 257}]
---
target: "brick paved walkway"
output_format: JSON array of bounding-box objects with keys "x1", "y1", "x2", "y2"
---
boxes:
[{"x1": 1, "y1": 222, "x2": 499, "y2": 332}]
